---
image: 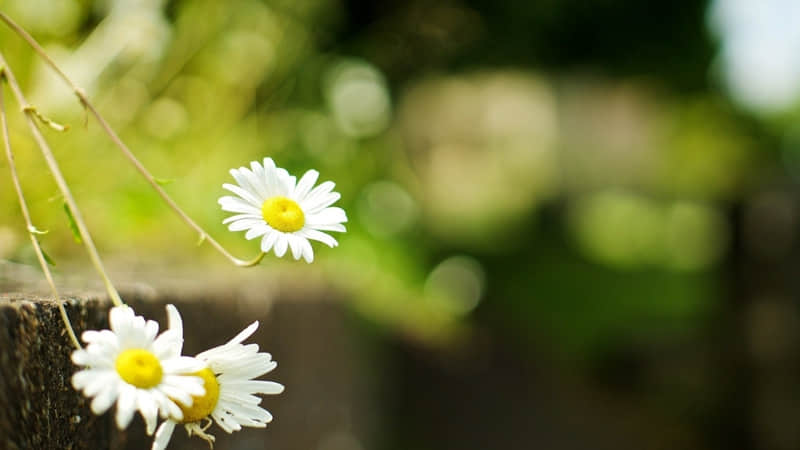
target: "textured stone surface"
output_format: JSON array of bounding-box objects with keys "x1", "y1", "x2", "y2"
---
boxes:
[{"x1": 0, "y1": 294, "x2": 112, "y2": 450}]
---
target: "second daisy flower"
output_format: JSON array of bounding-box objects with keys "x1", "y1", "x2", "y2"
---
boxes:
[{"x1": 218, "y1": 158, "x2": 347, "y2": 263}]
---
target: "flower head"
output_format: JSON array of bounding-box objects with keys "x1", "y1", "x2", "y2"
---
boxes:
[
  {"x1": 219, "y1": 157, "x2": 347, "y2": 263},
  {"x1": 152, "y1": 321, "x2": 285, "y2": 450},
  {"x1": 72, "y1": 305, "x2": 207, "y2": 435}
]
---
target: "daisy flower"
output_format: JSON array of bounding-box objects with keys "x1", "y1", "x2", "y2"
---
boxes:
[
  {"x1": 218, "y1": 157, "x2": 347, "y2": 263},
  {"x1": 152, "y1": 321, "x2": 285, "y2": 450},
  {"x1": 72, "y1": 304, "x2": 207, "y2": 435}
]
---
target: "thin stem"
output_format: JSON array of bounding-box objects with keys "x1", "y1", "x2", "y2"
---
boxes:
[
  {"x1": 0, "y1": 72, "x2": 81, "y2": 349},
  {"x1": 0, "y1": 52, "x2": 124, "y2": 306},
  {"x1": 0, "y1": 11, "x2": 265, "y2": 268}
]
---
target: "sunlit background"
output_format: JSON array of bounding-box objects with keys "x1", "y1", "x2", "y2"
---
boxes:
[{"x1": 2, "y1": 0, "x2": 800, "y2": 449}]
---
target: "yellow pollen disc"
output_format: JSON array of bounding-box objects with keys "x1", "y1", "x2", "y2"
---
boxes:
[
  {"x1": 115, "y1": 349, "x2": 163, "y2": 389},
  {"x1": 178, "y1": 368, "x2": 220, "y2": 423},
  {"x1": 262, "y1": 196, "x2": 305, "y2": 232}
]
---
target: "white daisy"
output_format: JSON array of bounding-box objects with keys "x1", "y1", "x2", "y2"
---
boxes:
[
  {"x1": 72, "y1": 304, "x2": 207, "y2": 435},
  {"x1": 152, "y1": 321, "x2": 285, "y2": 450},
  {"x1": 218, "y1": 157, "x2": 347, "y2": 263}
]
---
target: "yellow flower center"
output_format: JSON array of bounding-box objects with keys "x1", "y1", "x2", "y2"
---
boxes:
[
  {"x1": 178, "y1": 368, "x2": 220, "y2": 423},
  {"x1": 115, "y1": 349, "x2": 163, "y2": 388},
  {"x1": 262, "y1": 196, "x2": 305, "y2": 232}
]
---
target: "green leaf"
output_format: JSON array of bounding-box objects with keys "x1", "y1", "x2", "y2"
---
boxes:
[
  {"x1": 63, "y1": 203, "x2": 82, "y2": 244},
  {"x1": 41, "y1": 248, "x2": 56, "y2": 266}
]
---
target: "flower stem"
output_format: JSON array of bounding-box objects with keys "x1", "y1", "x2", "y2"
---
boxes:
[
  {"x1": 0, "y1": 69, "x2": 81, "y2": 349},
  {"x1": 0, "y1": 11, "x2": 266, "y2": 268},
  {"x1": 0, "y1": 52, "x2": 124, "y2": 307}
]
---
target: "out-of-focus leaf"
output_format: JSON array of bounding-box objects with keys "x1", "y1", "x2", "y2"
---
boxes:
[
  {"x1": 63, "y1": 203, "x2": 82, "y2": 243},
  {"x1": 41, "y1": 248, "x2": 56, "y2": 266}
]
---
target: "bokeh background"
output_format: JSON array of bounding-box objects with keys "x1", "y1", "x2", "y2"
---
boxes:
[{"x1": 2, "y1": 0, "x2": 800, "y2": 449}]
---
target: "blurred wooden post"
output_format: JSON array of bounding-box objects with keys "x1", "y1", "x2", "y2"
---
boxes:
[{"x1": 734, "y1": 190, "x2": 800, "y2": 450}]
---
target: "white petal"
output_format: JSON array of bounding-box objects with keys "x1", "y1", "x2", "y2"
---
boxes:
[
  {"x1": 250, "y1": 160, "x2": 271, "y2": 196},
  {"x1": 262, "y1": 158, "x2": 284, "y2": 197},
  {"x1": 227, "y1": 379, "x2": 285, "y2": 395},
  {"x1": 116, "y1": 384, "x2": 137, "y2": 429},
  {"x1": 222, "y1": 213, "x2": 261, "y2": 224},
  {"x1": 163, "y1": 400, "x2": 183, "y2": 421},
  {"x1": 301, "y1": 237, "x2": 314, "y2": 263},
  {"x1": 229, "y1": 167, "x2": 250, "y2": 189},
  {"x1": 152, "y1": 420, "x2": 176, "y2": 450},
  {"x1": 71, "y1": 349, "x2": 94, "y2": 366},
  {"x1": 261, "y1": 381, "x2": 286, "y2": 394},
  {"x1": 212, "y1": 411, "x2": 237, "y2": 433},
  {"x1": 227, "y1": 219, "x2": 263, "y2": 232},
  {"x1": 222, "y1": 183, "x2": 261, "y2": 207},
  {"x1": 109, "y1": 305, "x2": 134, "y2": 335},
  {"x1": 152, "y1": 391, "x2": 170, "y2": 419},
  {"x1": 210, "y1": 348, "x2": 274, "y2": 377},
  {"x1": 218, "y1": 196, "x2": 261, "y2": 214},
  {"x1": 230, "y1": 167, "x2": 266, "y2": 201},
  {"x1": 242, "y1": 166, "x2": 270, "y2": 200},
  {"x1": 308, "y1": 223, "x2": 347, "y2": 233},
  {"x1": 245, "y1": 224, "x2": 270, "y2": 240},
  {"x1": 219, "y1": 401, "x2": 273, "y2": 426},
  {"x1": 218, "y1": 390, "x2": 262, "y2": 405},
  {"x1": 90, "y1": 383, "x2": 118, "y2": 415},
  {"x1": 301, "y1": 181, "x2": 336, "y2": 211},
  {"x1": 131, "y1": 314, "x2": 147, "y2": 332},
  {"x1": 306, "y1": 180, "x2": 335, "y2": 200},
  {"x1": 162, "y1": 356, "x2": 206, "y2": 374},
  {"x1": 262, "y1": 157, "x2": 276, "y2": 173},
  {"x1": 261, "y1": 231, "x2": 278, "y2": 253},
  {"x1": 163, "y1": 375, "x2": 205, "y2": 397},
  {"x1": 73, "y1": 347, "x2": 114, "y2": 368},
  {"x1": 72, "y1": 369, "x2": 101, "y2": 390},
  {"x1": 81, "y1": 329, "x2": 119, "y2": 348},
  {"x1": 158, "y1": 384, "x2": 193, "y2": 410},
  {"x1": 276, "y1": 167, "x2": 296, "y2": 194},
  {"x1": 292, "y1": 169, "x2": 319, "y2": 201},
  {"x1": 219, "y1": 322, "x2": 258, "y2": 348},
  {"x1": 144, "y1": 320, "x2": 159, "y2": 342},
  {"x1": 165, "y1": 305, "x2": 183, "y2": 341},
  {"x1": 151, "y1": 389, "x2": 183, "y2": 421},
  {"x1": 82, "y1": 371, "x2": 117, "y2": 397},
  {"x1": 300, "y1": 229, "x2": 338, "y2": 248},
  {"x1": 304, "y1": 192, "x2": 341, "y2": 214},
  {"x1": 274, "y1": 234, "x2": 289, "y2": 257},
  {"x1": 287, "y1": 234, "x2": 303, "y2": 260},
  {"x1": 306, "y1": 207, "x2": 347, "y2": 226},
  {"x1": 152, "y1": 329, "x2": 182, "y2": 360},
  {"x1": 137, "y1": 390, "x2": 159, "y2": 435}
]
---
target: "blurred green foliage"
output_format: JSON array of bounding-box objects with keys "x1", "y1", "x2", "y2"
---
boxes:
[{"x1": 0, "y1": 0, "x2": 783, "y2": 363}]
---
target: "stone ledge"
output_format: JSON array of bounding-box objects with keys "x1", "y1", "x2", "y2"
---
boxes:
[{"x1": 0, "y1": 289, "x2": 368, "y2": 450}]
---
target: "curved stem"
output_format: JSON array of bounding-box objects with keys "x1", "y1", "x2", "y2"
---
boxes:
[
  {"x1": 0, "y1": 52, "x2": 123, "y2": 307},
  {"x1": 240, "y1": 251, "x2": 267, "y2": 267},
  {"x1": 0, "y1": 72, "x2": 81, "y2": 349},
  {"x1": 0, "y1": 11, "x2": 264, "y2": 268}
]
